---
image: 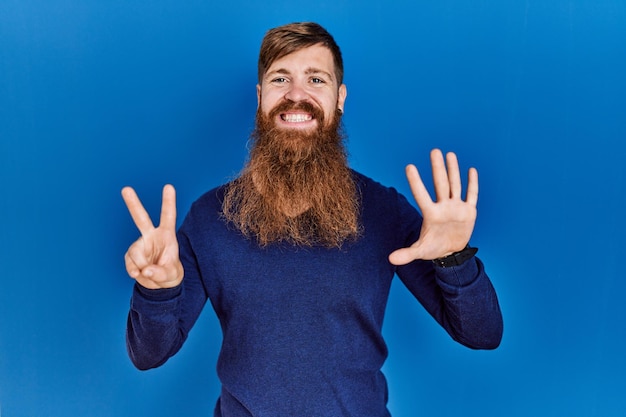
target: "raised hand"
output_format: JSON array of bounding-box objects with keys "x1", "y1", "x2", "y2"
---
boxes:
[
  {"x1": 389, "y1": 149, "x2": 478, "y2": 266},
  {"x1": 122, "y1": 184, "x2": 184, "y2": 289}
]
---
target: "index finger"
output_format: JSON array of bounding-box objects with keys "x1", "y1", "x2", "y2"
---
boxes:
[
  {"x1": 405, "y1": 164, "x2": 434, "y2": 210},
  {"x1": 121, "y1": 186, "x2": 155, "y2": 235}
]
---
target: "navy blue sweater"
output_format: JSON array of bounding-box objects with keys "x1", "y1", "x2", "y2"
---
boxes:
[{"x1": 127, "y1": 171, "x2": 503, "y2": 416}]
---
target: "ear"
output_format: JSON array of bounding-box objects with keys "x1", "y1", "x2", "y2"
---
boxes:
[
  {"x1": 337, "y1": 84, "x2": 347, "y2": 113},
  {"x1": 256, "y1": 84, "x2": 261, "y2": 108}
]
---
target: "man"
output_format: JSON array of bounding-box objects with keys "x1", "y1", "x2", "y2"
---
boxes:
[{"x1": 122, "y1": 22, "x2": 503, "y2": 417}]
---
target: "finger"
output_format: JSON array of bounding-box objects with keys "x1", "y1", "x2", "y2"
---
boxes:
[
  {"x1": 124, "y1": 251, "x2": 141, "y2": 279},
  {"x1": 126, "y1": 238, "x2": 151, "y2": 272},
  {"x1": 126, "y1": 258, "x2": 160, "y2": 287},
  {"x1": 121, "y1": 187, "x2": 155, "y2": 235},
  {"x1": 466, "y1": 167, "x2": 479, "y2": 206},
  {"x1": 159, "y1": 184, "x2": 177, "y2": 231},
  {"x1": 430, "y1": 149, "x2": 450, "y2": 202},
  {"x1": 125, "y1": 240, "x2": 151, "y2": 279},
  {"x1": 405, "y1": 164, "x2": 433, "y2": 210},
  {"x1": 446, "y1": 152, "x2": 462, "y2": 199}
]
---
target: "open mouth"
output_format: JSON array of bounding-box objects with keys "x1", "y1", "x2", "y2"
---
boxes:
[
  {"x1": 280, "y1": 112, "x2": 313, "y2": 123},
  {"x1": 270, "y1": 101, "x2": 323, "y2": 130}
]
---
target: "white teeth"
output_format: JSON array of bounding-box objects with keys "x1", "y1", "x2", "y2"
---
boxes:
[{"x1": 282, "y1": 113, "x2": 312, "y2": 123}]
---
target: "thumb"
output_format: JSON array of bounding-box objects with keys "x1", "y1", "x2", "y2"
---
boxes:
[
  {"x1": 139, "y1": 264, "x2": 167, "y2": 282},
  {"x1": 138, "y1": 258, "x2": 184, "y2": 289},
  {"x1": 388, "y1": 247, "x2": 420, "y2": 266}
]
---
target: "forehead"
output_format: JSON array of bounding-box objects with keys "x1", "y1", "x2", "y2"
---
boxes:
[{"x1": 264, "y1": 44, "x2": 336, "y2": 78}]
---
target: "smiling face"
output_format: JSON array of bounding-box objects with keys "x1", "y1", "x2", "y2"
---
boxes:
[
  {"x1": 221, "y1": 27, "x2": 359, "y2": 248},
  {"x1": 257, "y1": 43, "x2": 347, "y2": 131}
]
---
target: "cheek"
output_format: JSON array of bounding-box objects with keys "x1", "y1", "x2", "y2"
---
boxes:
[
  {"x1": 260, "y1": 92, "x2": 282, "y2": 115},
  {"x1": 321, "y1": 97, "x2": 339, "y2": 117}
]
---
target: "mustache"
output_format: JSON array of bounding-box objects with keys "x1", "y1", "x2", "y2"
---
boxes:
[{"x1": 268, "y1": 100, "x2": 325, "y2": 124}]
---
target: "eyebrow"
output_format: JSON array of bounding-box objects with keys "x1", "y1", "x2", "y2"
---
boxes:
[{"x1": 265, "y1": 67, "x2": 335, "y2": 82}]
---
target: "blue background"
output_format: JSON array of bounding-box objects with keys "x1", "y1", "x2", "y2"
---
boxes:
[{"x1": 1, "y1": 0, "x2": 625, "y2": 415}]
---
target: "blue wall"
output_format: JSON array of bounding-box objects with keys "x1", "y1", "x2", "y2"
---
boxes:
[{"x1": 1, "y1": 0, "x2": 625, "y2": 415}]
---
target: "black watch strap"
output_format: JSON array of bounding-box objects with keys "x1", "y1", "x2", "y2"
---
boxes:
[{"x1": 432, "y1": 246, "x2": 478, "y2": 268}]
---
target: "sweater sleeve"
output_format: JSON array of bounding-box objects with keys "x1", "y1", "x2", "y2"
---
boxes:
[
  {"x1": 392, "y1": 191, "x2": 503, "y2": 350},
  {"x1": 126, "y1": 283, "x2": 185, "y2": 370},
  {"x1": 125, "y1": 214, "x2": 210, "y2": 370}
]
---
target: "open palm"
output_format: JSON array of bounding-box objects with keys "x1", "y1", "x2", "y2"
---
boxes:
[{"x1": 389, "y1": 149, "x2": 478, "y2": 266}]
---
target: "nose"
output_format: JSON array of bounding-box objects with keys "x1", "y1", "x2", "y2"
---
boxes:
[{"x1": 284, "y1": 80, "x2": 310, "y2": 103}]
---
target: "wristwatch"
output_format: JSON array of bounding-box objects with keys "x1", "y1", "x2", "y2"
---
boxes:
[{"x1": 432, "y1": 246, "x2": 478, "y2": 268}]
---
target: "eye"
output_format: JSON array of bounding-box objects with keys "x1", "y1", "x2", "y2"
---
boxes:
[
  {"x1": 271, "y1": 77, "x2": 288, "y2": 84},
  {"x1": 310, "y1": 77, "x2": 326, "y2": 84}
]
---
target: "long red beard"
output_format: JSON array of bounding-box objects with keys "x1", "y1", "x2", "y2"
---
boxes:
[{"x1": 222, "y1": 102, "x2": 361, "y2": 247}]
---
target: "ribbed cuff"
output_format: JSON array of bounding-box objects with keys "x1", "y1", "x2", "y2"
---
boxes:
[
  {"x1": 434, "y1": 256, "x2": 481, "y2": 288},
  {"x1": 133, "y1": 282, "x2": 182, "y2": 302}
]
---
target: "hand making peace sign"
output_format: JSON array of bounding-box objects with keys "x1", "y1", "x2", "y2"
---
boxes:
[
  {"x1": 122, "y1": 184, "x2": 184, "y2": 289},
  {"x1": 389, "y1": 149, "x2": 479, "y2": 266}
]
